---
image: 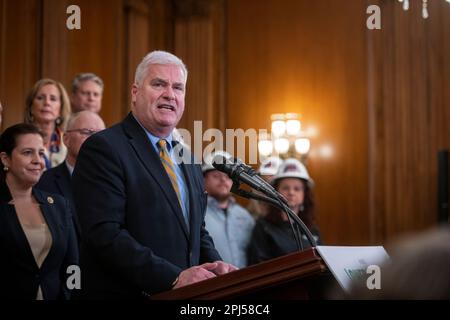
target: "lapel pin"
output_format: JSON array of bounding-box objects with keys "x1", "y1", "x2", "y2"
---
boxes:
[{"x1": 47, "y1": 196, "x2": 54, "y2": 204}]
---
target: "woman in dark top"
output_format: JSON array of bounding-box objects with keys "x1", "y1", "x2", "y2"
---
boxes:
[
  {"x1": 247, "y1": 158, "x2": 321, "y2": 265},
  {"x1": 0, "y1": 123, "x2": 78, "y2": 299}
]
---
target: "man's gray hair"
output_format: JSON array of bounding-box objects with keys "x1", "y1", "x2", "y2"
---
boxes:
[
  {"x1": 134, "y1": 50, "x2": 188, "y2": 86},
  {"x1": 72, "y1": 73, "x2": 104, "y2": 93}
]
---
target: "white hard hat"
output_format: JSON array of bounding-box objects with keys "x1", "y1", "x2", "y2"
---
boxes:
[
  {"x1": 272, "y1": 158, "x2": 314, "y2": 187},
  {"x1": 202, "y1": 151, "x2": 232, "y2": 174},
  {"x1": 258, "y1": 156, "x2": 283, "y2": 176}
]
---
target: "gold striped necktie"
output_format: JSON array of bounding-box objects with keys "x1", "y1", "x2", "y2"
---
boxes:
[{"x1": 157, "y1": 139, "x2": 182, "y2": 206}]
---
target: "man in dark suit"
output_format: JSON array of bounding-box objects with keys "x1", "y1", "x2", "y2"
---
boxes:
[
  {"x1": 37, "y1": 110, "x2": 105, "y2": 241},
  {"x1": 72, "y1": 51, "x2": 237, "y2": 299}
]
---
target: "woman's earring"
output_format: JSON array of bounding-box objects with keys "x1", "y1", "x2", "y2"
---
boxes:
[
  {"x1": 55, "y1": 117, "x2": 62, "y2": 126},
  {"x1": 3, "y1": 166, "x2": 9, "y2": 172}
]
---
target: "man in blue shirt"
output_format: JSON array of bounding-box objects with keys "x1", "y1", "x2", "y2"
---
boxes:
[
  {"x1": 72, "y1": 51, "x2": 237, "y2": 299},
  {"x1": 203, "y1": 152, "x2": 255, "y2": 268}
]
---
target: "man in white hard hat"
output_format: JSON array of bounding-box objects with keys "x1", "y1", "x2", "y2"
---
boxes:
[
  {"x1": 202, "y1": 151, "x2": 255, "y2": 268},
  {"x1": 259, "y1": 156, "x2": 284, "y2": 180},
  {"x1": 246, "y1": 156, "x2": 284, "y2": 219},
  {"x1": 247, "y1": 158, "x2": 321, "y2": 265}
]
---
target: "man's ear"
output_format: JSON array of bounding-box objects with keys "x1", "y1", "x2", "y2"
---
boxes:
[
  {"x1": 131, "y1": 84, "x2": 138, "y2": 105},
  {"x1": 63, "y1": 132, "x2": 70, "y2": 147}
]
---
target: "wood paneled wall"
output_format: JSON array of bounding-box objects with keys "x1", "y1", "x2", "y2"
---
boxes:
[
  {"x1": 1, "y1": 0, "x2": 40, "y2": 127},
  {"x1": 1, "y1": 0, "x2": 449, "y2": 245},
  {"x1": 227, "y1": 0, "x2": 370, "y2": 245},
  {"x1": 1, "y1": 0, "x2": 142, "y2": 128},
  {"x1": 173, "y1": 0, "x2": 226, "y2": 139},
  {"x1": 368, "y1": 0, "x2": 450, "y2": 242}
]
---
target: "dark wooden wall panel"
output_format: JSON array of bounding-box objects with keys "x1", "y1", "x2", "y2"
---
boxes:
[
  {"x1": 123, "y1": 0, "x2": 151, "y2": 118},
  {"x1": 65, "y1": 0, "x2": 124, "y2": 126},
  {"x1": 41, "y1": 0, "x2": 69, "y2": 81},
  {"x1": 1, "y1": 0, "x2": 40, "y2": 128},
  {"x1": 368, "y1": 0, "x2": 450, "y2": 242},
  {"x1": 174, "y1": 0, "x2": 226, "y2": 153}
]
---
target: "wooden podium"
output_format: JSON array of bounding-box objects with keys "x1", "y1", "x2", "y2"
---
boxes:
[{"x1": 151, "y1": 248, "x2": 335, "y2": 300}]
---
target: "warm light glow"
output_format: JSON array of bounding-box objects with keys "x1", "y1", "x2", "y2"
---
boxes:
[
  {"x1": 305, "y1": 125, "x2": 318, "y2": 137},
  {"x1": 319, "y1": 144, "x2": 334, "y2": 158},
  {"x1": 271, "y1": 120, "x2": 286, "y2": 137},
  {"x1": 286, "y1": 119, "x2": 301, "y2": 135},
  {"x1": 258, "y1": 140, "x2": 273, "y2": 156},
  {"x1": 295, "y1": 138, "x2": 310, "y2": 154},
  {"x1": 274, "y1": 138, "x2": 290, "y2": 154}
]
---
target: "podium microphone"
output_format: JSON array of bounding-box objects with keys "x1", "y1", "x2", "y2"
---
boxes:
[{"x1": 211, "y1": 155, "x2": 279, "y2": 199}]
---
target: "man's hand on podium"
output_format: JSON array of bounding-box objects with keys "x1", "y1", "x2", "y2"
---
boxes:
[
  {"x1": 210, "y1": 260, "x2": 239, "y2": 275},
  {"x1": 172, "y1": 261, "x2": 238, "y2": 289}
]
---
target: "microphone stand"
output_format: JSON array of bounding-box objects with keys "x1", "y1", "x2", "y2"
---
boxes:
[{"x1": 230, "y1": 181, "x2": 317, "y2": 250}]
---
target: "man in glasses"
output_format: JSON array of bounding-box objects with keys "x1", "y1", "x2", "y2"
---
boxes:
[{"x1": 37, "y1": 110, "x2": 105, "y2": 242}]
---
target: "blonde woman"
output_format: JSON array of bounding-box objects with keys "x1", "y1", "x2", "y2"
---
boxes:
[{"x1": 24, "y1": 79, "x2": 71, "y2": 169}]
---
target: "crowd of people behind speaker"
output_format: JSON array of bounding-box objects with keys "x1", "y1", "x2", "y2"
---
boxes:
[
  {"x1": 0, "y1": 73, "x2": 105, "y2": 299},
  {"x1": 0, "y1": 55, "x2": 324, "y2": 299}
]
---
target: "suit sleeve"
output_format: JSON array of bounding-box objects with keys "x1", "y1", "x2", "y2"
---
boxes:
[
  {"x1": 194, "y1": 165, "x2": 222, "y2": 264},
  {"x1": 72, "y1": 134, "x2": 183, "y2": 294},
  {"x1": 199, "y1": 220, "x2": 222, "y2": 264}
]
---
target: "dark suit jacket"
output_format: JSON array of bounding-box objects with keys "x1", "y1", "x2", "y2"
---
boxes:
[
  {"x1": 36, "y1": 162, "x2": 81, "y2": 242},
  {"x1": 0, "y1": 181, "x2": 79, "y2": 300},
  {"x1": 72, "y1": 113, "x2": 221, "y2": 299}
]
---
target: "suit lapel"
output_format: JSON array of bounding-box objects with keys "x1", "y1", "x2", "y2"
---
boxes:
[
  {"x1": 32, "y1": 189, "x2": 59, "y2": 270},
  {"x1": 122, "y1": 114, "x2": 189, "y2": 239},
  {"x1": 0, "y1": 182, "x2": 39, "y2": 270},
  {"x1": 180, "y1": 161, "x2": 198, "y2": 243},
  {"x1": 54, "y1": 164, "x2": 81, "y2": 239},
  {"x1": 55, "y1": 164, "x2": 73, "y2": 202}
]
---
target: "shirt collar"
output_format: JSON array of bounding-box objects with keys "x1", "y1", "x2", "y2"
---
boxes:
[
  {"x1": 132, "y1": 112, "x2": 173, "y2": 150},
  {"x1": 207, "y1": 195, "x2": 236, "y2": 208},
  {"x1": 65, "y1": 161, "x2": 74, "y2": 176}
]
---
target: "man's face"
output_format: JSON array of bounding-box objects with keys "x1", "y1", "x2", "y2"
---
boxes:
[
  {"x1": 71, "y1": 80, "x2": 103, "y2": 113},
  {"x1": 131, "y1": 64, "x2": 185, "y2": 137},
  {"x1": 64, "y1": 113, "x2": 106, "y2": 160},
  {"x1": 204, "y1": 170, "x2": 233, "y2": 202}
]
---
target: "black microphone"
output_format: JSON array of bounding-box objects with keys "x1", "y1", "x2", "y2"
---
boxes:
[
  {"x1": 212, "y1": 154, "x2": 317, "y2": 248},
  {"x1": 233, "y1": 157, "x2": 289, "y2": 205},
  {"x1": 212, "y1": 155, "x2": 279, "y2": 199}
]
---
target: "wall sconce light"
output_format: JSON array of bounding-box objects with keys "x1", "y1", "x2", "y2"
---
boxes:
[{"x1": 258, "y1": 113, "x2": 311, "y2": 163}]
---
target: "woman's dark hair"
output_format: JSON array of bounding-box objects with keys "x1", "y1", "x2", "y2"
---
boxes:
[
  {"x1": 266, "y1": 178, "x2": 316, "y2": 229},
  {"x1": 0, "y1": 123, "x2": 44, "y2": 178}
]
